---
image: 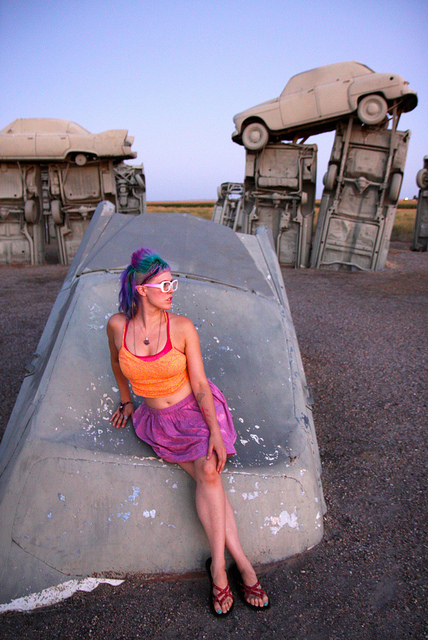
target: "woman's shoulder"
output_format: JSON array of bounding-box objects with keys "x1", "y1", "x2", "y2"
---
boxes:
[
  {"x1": 168, "y1": 312, "x2": 195, "y2": 331},
  {"x1": 168, "y1": 312, "x2": 199, "y2": 352},
  {"x1": 107, "y1": 312, "x2": 127, "y2": 333},
  {"x1": 168, "y1": 313, "x2": 198, "y2": 343}
]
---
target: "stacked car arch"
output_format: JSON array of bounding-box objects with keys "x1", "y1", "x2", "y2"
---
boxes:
[
  {"x1": 0, "y1": 119, "x2": 146, "y2": 265},
  {"x1": 215, "y1": 61, "x2": 418, "y2": 271}
]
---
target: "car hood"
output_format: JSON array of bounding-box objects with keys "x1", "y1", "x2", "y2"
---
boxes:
[{"x1": 233, "y1": 97, "x2": 279, "y2": 126}]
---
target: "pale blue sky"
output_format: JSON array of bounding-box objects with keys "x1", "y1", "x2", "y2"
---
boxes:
[{"x1": 1, "y1": 0, "x2": 426, "y2": 201}]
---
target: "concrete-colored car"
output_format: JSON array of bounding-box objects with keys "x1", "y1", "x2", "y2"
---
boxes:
[
  {"x1": 0, "y1": 202, "x2": 325, "y2": 603},
  {"x1": 241, "y1": 142, "x2": 317, "y2": 268},
  {"x1": 232, "y1": 61, "x2": 418, "y2": 150},
  {"x1": 311, "y1": 121, "x2": 410, "y2": 271},
  {"x1": 413, "y1": 156, "x2": 428, "y2": 251},
  {"x1": 212, "y1": 143, "x2": 318, "y2": 268},
  {"x1": 0, "y1": 118, "x2": 137, "y2": 164},
  {"x1": 0, "y1": 118, "x2": 144, "y2": 266},
  {"x1": 211, "y1": 182, "x2": 244, "y2": 229}
]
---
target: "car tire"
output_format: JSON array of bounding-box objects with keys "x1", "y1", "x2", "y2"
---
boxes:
[
  {"x1": 323, "y1": 164, "x2": 338, "y2": 191},
  {"x1": 357, "y1": 94, "x2": 388, "y2": 125},
  {"x1": 24, "y1": 199, "x2": 39, "y2": 224},
  {"x1": 389, "y1": 173, "x2": 403, "y2": 202},
  {"x1": 416, "y1": 168, "x2": 428, "y2": 190},
  {"x1": 74, "y1": 153, "x2": 87, "y2": 166},
  {"x1": 242, "y1": 122, "x2": 269, "y2": 151},
  {"x1": 51, "y1": 199, "x2": 64, "y2": 225}
]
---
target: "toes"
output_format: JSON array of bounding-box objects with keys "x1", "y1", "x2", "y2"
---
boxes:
[
  {"x1": 222, "y1": 597, "x2": 233, "y2": 614},
  {"x1": 215, "y1": 594, "x2": 233, "y2": 615},
  {"x1": 248, "y1": 596, "x2": 263, "y2": 607},
  {"x1": 246, "y1": 591, "x2": 269, "y2": 608}
]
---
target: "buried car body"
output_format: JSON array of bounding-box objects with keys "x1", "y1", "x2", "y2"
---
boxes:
[
  {"x1": 232, "y1": 61, "x2": 418, "y2": 150},
  {"x1": 0, "y1": 118, "x2": 137, "y2": 164},
  {"x1": 0, "y1": 203, "x2": 324, "y2": 602}
]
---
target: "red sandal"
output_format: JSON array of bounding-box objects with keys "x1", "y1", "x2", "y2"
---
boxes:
[
  {"x1": 205, "y1": 558, "x2": 234, "y2": 617},
  {"x1": 230, "y1": 563, "x2": 271, "y2": 611}
]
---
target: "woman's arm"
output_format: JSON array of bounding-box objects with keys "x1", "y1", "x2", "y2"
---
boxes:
[
  {"x1": 181, "y1": 318, "x2": 227, "y2": 473},
  {"x1": 106, "y1": 315, "x2": 135, "y2": 428}
]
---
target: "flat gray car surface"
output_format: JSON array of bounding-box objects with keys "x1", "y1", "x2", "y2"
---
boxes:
[{"x1": 0, "y1": 204, "x2": 323, "y2": 603}]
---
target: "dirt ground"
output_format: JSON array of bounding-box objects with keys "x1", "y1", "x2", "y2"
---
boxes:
[{"x1": 0, "y1": 243, "x2": 426, "y2": 639}]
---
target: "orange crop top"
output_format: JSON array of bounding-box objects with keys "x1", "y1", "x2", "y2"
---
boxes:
[{"x1": 118, "y1": 312, "x2": 189, "y2": 398}]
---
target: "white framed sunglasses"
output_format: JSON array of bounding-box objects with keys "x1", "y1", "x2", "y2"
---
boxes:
[{"x1": 143, "y1": 279, "x2": 178, "y2": 293}]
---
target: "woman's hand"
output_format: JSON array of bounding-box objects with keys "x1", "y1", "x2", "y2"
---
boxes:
[
  {"x1": 110, "y1": 401, "x2": 134, "y2": 429},
  {"x1": 207, "y1": 431, "x2": 227, "y2": 473}
]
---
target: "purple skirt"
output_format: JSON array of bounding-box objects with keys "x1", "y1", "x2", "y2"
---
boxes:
[{"x1": 132, "y1": 381, "x2": 237, "y2": 463}]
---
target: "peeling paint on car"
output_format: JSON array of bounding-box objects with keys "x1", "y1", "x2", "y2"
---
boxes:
[{"x1": 264, "y1": 509, "x2": 299, "y2": 534}]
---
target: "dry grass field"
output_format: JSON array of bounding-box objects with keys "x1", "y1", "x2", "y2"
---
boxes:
[
  {"x1": 391, "y1": 200, "x2": 418, "y2": 241},
  {"x1": 147, "y1": 200, "x2": 418, "y2": 243},
  {"x1": 147, "y1": 201, "x2": 214, "y2": 220}
]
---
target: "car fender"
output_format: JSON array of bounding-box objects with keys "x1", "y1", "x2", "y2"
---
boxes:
[
  {"x1": 93, "y1": 130, "x2": 136, "y2": 158},
  {"x1": 348, "y1": 73, "x2": 407, "y2": 109},
  {"x1": 233, "y1": 98, "x2": 281, "y2": 134}
]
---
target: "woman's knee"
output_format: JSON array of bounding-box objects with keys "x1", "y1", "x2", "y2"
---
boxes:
[{"x1": 195, "y1": 456, "x2": 221, "y2": 485}]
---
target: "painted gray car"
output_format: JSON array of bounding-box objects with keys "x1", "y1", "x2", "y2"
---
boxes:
[
  {"x1": 232, "y1": 61, "x2": 417, "y2": 150},
  {"x1": 413, "y1": 156, "x2": 428, "y2": 251},
  {"x1": 0, "y1": 118, "x2": 137, "y2": 164},
  {"x1": 0, "y1": 202, "x2": 324, "y2": 603}
]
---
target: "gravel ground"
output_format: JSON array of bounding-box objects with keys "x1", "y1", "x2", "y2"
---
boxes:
[{"x1": 0, "y1": 243, "x2": 427, "y2": 639}]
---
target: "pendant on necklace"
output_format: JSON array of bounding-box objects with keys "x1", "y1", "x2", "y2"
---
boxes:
[{"x1": 144, "y1": 338, "x2": 150, "y2": 345}]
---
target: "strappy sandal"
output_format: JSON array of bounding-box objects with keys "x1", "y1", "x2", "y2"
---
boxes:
[
  {"x1": 229, "y1": 563, "x2": 271, "y2": 611},
  {"x1": 205, "y1": 558, "x2": 234, "y2": 617}
]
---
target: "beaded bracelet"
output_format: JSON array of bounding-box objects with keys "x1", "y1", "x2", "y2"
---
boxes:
[{"x1": 119, "y1": 401, "x2": 133, "y2": 413}]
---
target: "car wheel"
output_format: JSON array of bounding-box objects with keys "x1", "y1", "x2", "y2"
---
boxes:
[
  {"x1": 24, "y1": 199, "x2": 40, "y2": 224},
  {"x1": 51, "y1": 199, "x2": 64, "y2": 225},
  {"x1": 416, "y1": 168, "x2": 428, "y2": 190},
  {"x1": 242, "y1": 122, "x2": 269, "y2": 150},
  {"x1": 74, "y1": 153, "x2": 87, "y2": 166},
  {"x1": 323, "y1": 164, "x2": 338, "y2": 191},
  {"x1": 389, "y1": 173, "x2": 403, "y2": 202},
  {"x1": 357, "y1": 94, "x2": 388, "y2": 125}
]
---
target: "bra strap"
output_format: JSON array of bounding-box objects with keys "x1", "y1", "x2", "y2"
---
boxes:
[
  {"x1": 165, "y1": 311, "x2": 172, "y2": 347},
  {"x1": 122, "y1": 320, "x2": 129, "y2": 349}
]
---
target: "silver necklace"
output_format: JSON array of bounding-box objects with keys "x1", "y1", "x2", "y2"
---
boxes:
[{"x1": 134, "y1": 312, "x2": 162, "y2": 350}]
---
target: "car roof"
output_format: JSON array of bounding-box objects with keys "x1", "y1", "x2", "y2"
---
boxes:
[
  {"x1": 0, "y1": 118, "x2": 90, "y2": 135},
  {"x1": 281, "y1": 61, "x2": 374, "y2": 95}
]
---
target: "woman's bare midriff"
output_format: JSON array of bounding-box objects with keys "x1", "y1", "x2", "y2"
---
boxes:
[{"x1": 143, "y1": 379, "x2": 193, "y2": 409}]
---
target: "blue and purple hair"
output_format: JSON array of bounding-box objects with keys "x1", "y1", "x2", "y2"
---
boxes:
[{"x1": 119, "y1": 247, "x2": 170, "y2": 318}]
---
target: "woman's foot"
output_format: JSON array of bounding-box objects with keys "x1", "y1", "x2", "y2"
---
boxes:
[
  {"x1": 205, "y1": 558, "x2": 234, "y2": 616},
  {"x1": 230, "y1": 562, "x2": 270, "y2": 610}
]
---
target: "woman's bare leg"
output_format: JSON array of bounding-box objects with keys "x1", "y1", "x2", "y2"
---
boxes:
[
  {"x1": 223, "y1": 496, "x2": 269, "y2": 607},
  {"x1": 180, "y1": 456, "x2": 232, "y2": 614},
  {"x1": 179, "y1": 457, "x2": 268, "y2": 608}
]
